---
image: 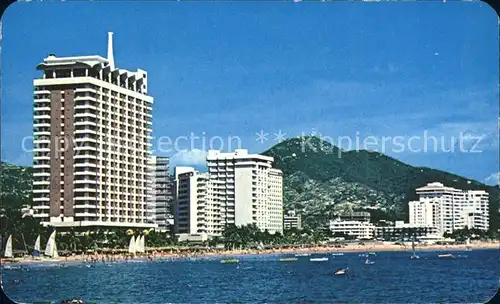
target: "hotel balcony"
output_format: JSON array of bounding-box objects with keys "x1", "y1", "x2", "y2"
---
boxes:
[
  {"x1": 33, "y1": 121, "x2": 51, "y2": 128},
  {"x1": 74, "y1": 120, "x2": 97, "y2": 126},
  {"x1": 34, "y1": 89, "x2": 51, "y2": 95},
  {"x1": 75, "y1": 87, "x2": 98, "y2": 94},
  {"x1": 32, "y1": 189, "x2": 50, "y2": 194},
  {"x1": 34, "y1": 106, "x2": 51, "y2": 112}
]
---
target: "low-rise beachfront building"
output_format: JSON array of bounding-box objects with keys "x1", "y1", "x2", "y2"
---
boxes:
[
  {"x1": 409, "y1": 182, "x2": 489, "y2": 236},
  {"x1": 338, "y1": 211, "x2": 371, "y2": 222},
  {"x1": 329, "y1": 219, "x2": 375, "y2": 240},
  {"x1": 374, "y1": 221, "x2": 438, "y2": 241},
  {"x1": 283, "y1": 210, "x2": 302, "y2": 231}
]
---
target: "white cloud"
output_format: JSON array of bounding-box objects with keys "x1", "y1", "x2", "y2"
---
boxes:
[
  {"x1": 484, "y1": 172, "x2": 500, "y2": 186},
  {"x1": 170, "y1": 149, "x2": 207, "y2": 167}
]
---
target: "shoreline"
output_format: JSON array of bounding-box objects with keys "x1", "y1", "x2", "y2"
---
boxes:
[{"x1": 2, "y1": 242, "x2": 498, "y2": 265}]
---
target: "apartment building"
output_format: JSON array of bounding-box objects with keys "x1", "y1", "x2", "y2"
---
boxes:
[
  {"x1": 32, "y1": 32, "x2": 156, "y2": 229},
  {"x1": 206, "y1": 149, "x2": 283, "y2": 234},
  {"x1": 174, "y1": 168, "x2": 222, "y2": 236},
  {"x1": 409, "y1": 182, "x2": 489, "y2": 235},
  {"x1": 283, "y1": 210, "x2": 302, "y2": 231},
  {"x1": 147, "y1": 156, "x2": 174, "y2": 231}
]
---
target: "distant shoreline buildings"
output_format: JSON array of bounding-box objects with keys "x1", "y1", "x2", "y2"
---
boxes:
[
  {"x1": 329, "y1": 182, "x2": 490, "y2": 242},
  {"x1": 409, "y1": 182, "x2": 489, "y2": 235}
]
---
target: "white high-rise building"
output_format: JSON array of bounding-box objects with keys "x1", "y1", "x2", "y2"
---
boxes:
[
  {"x1": 408, "y1": 182, "x2": 489, "y2": 235},
  {"x1": 147, "y1": 156, "x2": 174, "y2": 231},
  {"x1": 174, "y1": 168, "x2": 222, "y2": 236},
  {"x1": 32, "y1": 32, "x2": 156, "y2": 229},
  {"x1": 206, "y1": 149, "x2": 283, "y2": 234}
]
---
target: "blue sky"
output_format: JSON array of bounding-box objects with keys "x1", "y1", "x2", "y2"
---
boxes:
[{"x1": 1, "y1": 1, "x2": 498, "y2": 184}]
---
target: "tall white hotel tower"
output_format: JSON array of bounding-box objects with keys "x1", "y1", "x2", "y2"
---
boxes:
[
  {"x1": 32, "y1": 33, "x2": 156, "y2": 229},
  {"x1": 174, "y1": 150, "x2": 284, "y2": 237}
]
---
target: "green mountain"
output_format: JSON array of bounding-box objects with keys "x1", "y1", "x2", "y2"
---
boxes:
[
  {"x1": 1, "y1": 139, "x2": 499, "y2": 235},
  {"x1": 263, "y1": 136, "x2": 500, "y2": 232},
  {"x1": 1, "y1": 162, "x2": 33, "y2": 212}
]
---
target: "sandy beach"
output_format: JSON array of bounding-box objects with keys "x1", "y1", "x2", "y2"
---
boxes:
[{"x1": 2, "y1": 241, "x2": 498, "y2": 265}]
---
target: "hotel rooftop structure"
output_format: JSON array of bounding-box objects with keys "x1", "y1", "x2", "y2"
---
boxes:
[{"x1": 32, "y1": 32, "x2": 156, "y2": 228}]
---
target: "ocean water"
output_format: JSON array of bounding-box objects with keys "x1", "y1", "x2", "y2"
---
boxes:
[{"x1": 2, "y1": 249, "x2": 499, "y2": 303}]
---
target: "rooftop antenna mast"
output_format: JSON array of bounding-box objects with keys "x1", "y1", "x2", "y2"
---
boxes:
[{"x1": 107, "y1": 32, "x2": 115, "y2": 70}]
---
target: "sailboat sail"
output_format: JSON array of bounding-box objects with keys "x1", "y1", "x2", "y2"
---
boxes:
[
  {"x1": 128, "y1": 235, "x2": 136, "y2": 254},
  {"x1": 140, "y1": 235, "x2": 145, "y2": 253},
  {"x1": 33, "y1": 235, "x2": 41, "y2": 257},
  {"x1": 410, "y1": 236, "x2": 419, "y2": 259},
  {"x1": 44, "y1": 231, "x2": 58, "y2": 257},
  {"x1": 136, "y1": 235, "x2": 145, "y2": 253},
  {"x1": 53, "y1": 242, "x2": 59, "y2": 258},
  {"x1": 135, "y1": 235, "x2": 143, "y2": 253},
  {"x1": 4, "y1": 235, "x2": 13, "y2": 258}
]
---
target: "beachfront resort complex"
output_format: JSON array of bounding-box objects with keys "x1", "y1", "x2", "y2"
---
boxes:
[
  {"x1": 329, "y1": 182, "x2": 490, "y2": 242},
  {"x1": 28, "y1": 32, "x2": 490, "y2": 244}
]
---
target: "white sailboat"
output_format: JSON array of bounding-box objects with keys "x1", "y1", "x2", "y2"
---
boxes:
[
  {"x1": 44, "y1": 231, "x2": 59, "y2": 258},
  {"x1": 4, "y1": 235, "x2": 13, "y2": 258},
  {"x1": 137, "y1": 235, "x2": 145, "y2": 253},
  {"x1": 410, "y1": 238, "x2": 420, "y2": 259},
  {"x1": 33, "y1": 235, "x2": 41, "y2": 258},
  {"x1": 465, "y1": 238, "x2": 472, "y2": 251},
  {"x1": 140, "y1": 235, "x2": 145, "y2": 253},
  {"x1": 128, "y1": 235, "x2": 136, "y2": 255},
  {"x1": 134, "y1": 235, "x2": 141, "y2": 253}
]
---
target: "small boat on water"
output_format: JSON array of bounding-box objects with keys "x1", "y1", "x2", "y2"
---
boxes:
[
  {"x1": 295, "y1": 253, "x2": 311, "y2": 257},
  {"x1": 44, "y1": 230, "x2": 59, "y2": 259},
  {"x1": 438, "y1": 253, "x2": 456, "y2": 259},
  {"x1": 331, "y1": 253, "x2": 344, "y2": 256},
  {"x1": 365, "y1": 257, "x2": 375, "y2": 265},
  {"x1": 310, "y1": 257, "x2": 328, "y2": 262},
  {"x1": 465, "y1": 238, "x2": 472, "y2": 251},
  {"x1": 334, "y1": 267, "x2": 348, "y2": 275},
  {"x1": 279, "y1": 257, "x2": 298, "y2": 262},
  {"x1": 60, "y1": 298, "x2": 89, "y2": 304},
  {"x1": 220, "y1": 259, "x2": 239, "y2": 264},
  {"x1": 410, "y1": 237, "x2": 420, "y2": 259}
]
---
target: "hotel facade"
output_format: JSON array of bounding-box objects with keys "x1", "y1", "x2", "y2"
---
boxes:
[
  {"x1": 32, "y1": 33, "x2": 156, "y2": 229},
  {"x1": 147, "y1": 156, "x2": 174, "y2": 231},
  {"x1": 409, "y1": 182, "x2": 489, "y2": 236}
]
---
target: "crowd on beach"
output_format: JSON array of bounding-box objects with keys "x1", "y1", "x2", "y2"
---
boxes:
[{"x1": 1, "y1": 240, "x2": 498, "y2": 265}]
